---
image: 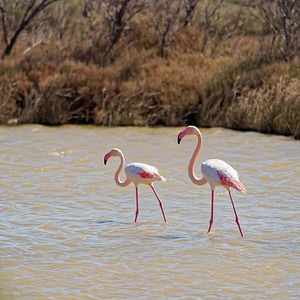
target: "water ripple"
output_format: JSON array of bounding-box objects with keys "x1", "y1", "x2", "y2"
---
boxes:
[{"x1": 0, "y1": 126, "x2": 299, "y2": 299}]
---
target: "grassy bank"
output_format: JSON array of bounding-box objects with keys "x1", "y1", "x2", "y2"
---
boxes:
[{"x1": 0, "y1": 0, "x2": 299, "y2": 139}]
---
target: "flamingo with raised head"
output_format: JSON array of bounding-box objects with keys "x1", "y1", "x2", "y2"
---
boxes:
[
  {"x1": 104, "y1": 148, "x2": 167, "y2": 222},
  {"x1": 177, "y1": 126, "x2": 245, "y2": 237}
]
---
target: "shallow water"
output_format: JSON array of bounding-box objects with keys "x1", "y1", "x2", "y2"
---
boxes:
[{"x1": 0, "y1": 125, "x2": 299, "y2": 299}]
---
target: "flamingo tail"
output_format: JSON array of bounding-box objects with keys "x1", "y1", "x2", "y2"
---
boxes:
[
  {"x1": 231, "y1": 181, "x2": 247, "y2": 192},
  {"x1": 154, "y1": 172, "x2": 166, "y2": 182},
  {"x1": 218, "y1": 171, "x2": 246, "y2": 192}
]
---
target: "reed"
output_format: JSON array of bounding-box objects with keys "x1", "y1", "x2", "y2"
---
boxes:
[{"x1": 225, "y1": 74, "x2": 300, "y2": 138}]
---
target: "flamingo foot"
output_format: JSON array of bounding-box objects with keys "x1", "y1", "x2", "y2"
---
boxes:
[
  {"x1": 235, "y1": 218, "x2": 244, "y2": 237},
  {"x1": 135, "y1": 186, "x2": 139, "y2": 222},
  {"x1": 208, "y1": 190, "x2": 214, "y2": 233},
  {"x1": 208, "y1": 219, "x2": 213, "y2": 233}
]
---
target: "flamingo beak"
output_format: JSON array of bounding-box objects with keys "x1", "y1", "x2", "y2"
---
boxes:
[
  {"x1": 177, "y1": 134, "x2": 181, "y2": 144},
  {"x1": 177, "y1": 131, "x2": 184, "y2": 144},
  {"x1": 104, "y1": 152, "x2": 112, "y2": 165},
  {"x1": 178, "y1": 129, "x2": 188, "y2": 144}
]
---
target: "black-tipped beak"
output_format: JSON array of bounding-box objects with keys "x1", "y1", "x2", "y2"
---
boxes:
[
  {"x1": 177, "y1": 135, "x2": 181, "y2": 144},
  {"x1": 104, "y1": 151, "x2": 112, "y2": 165}
]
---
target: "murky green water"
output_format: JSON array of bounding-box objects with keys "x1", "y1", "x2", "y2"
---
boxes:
[{"x1": 0, "y1": 125, "x2": 299, "y2": 299}]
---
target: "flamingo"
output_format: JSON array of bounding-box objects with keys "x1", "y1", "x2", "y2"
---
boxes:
[
  {"x1": 177, "y1": 126, "x2": 245, "y2": 237},
  {"x1": 104, "y1": 148, "x2": 167, "y2": 222}
]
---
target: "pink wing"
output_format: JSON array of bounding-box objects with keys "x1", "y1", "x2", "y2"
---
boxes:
[
  {"x1": 139, "y1": 171, "x2": 154, "y2": 179},
  {"x1": 138, "y1": 171, "x2": 164, "y2": 180}
]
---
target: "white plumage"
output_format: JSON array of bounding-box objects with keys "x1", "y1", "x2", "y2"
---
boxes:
[
  {"x1": 125, "y1": 163, "x2": 166, "y2": 185},
  {"x1": 201, "y1": 159, "x2": 240, "y2": 190}
]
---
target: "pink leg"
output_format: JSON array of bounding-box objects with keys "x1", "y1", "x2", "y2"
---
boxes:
[
  {"x1": 150, "y1": 185, "x2": 167, "y2": 222},
  {"x1": 208, "y1": 190, "x2": 214, "y2": 233},
  {"x1": 228, "y1": 190, "x2": 244, "y2": 237},
  {"x1": 134, "y1": 186, "x2": 139, "y2": 222}
]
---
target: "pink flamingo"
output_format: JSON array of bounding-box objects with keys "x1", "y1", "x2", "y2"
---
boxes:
[
  {"x1": 177, "y1": 126, "x2": 245, "y2": 237},
  {"x1": 104, "y1": 148, "x2": 167, "y2": 222}
]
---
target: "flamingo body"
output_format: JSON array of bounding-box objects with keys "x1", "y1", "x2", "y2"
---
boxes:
[
  {"x1": 201, "y1": 159, "x2": 245, "y2": 192},
  {"x1": 125, "y1": 163, "x2": 166, "y2": 185},
  {"x1": 178, "y1": 126, "x2": 245, "y2": 237},
  {"x1": 104, "y1": 148, "x2": 167, "y2": 222}
]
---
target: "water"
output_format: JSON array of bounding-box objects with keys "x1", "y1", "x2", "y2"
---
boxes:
[{"x1": 0, "y1": 125, "x2": 299, "y2": 299}]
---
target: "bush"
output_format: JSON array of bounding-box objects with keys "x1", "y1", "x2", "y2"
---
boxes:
[{"x1": 0, "y1": 0, "x2": 299, "y2": 139}]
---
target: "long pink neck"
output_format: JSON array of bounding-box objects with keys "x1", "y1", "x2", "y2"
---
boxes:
[
  {"x1": 115, "y1": 152, "x2": 131, "y2": 187},
  {"x1": 188, "y1": 129, "x2": 207, "y2": 186}
]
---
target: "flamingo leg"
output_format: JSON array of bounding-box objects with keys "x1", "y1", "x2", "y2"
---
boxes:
[
  {"x1": 150, "y1": 185, "x2": 167, "y2": 222},
  {"x1": 228, "y1": 190, "x2": 244, "y2": 237},
  {"x1": 208, "y1": 190, "x2": 214, "y2": 233},
  {"x1": 135, "y1": 186, "x2": 139, "y2": 222}
]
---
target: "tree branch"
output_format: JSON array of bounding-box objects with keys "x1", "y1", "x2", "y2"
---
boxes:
[
  {"x1": 0, "y1": 1, "x2": 8, "y2": 46},
  {"x1": 1, "y1": 0, "x2": 59, "y2": 59}
]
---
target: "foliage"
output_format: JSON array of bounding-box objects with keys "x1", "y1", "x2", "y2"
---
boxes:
[{"x1": 0, "y1": 0, "x2": 299, "y2": 139}]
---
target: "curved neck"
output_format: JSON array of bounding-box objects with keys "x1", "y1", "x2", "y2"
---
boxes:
[
  {"x1": 115, "y1": 152, "x2": 131, "y2": 187},
  {"x1": 188, "y1": 129, "x2": 207, "y2": 185}
]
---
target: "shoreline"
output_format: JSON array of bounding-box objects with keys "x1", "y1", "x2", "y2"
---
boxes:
[{"x1": 2, "y1": 121, "x2": 299, "y2": 140}]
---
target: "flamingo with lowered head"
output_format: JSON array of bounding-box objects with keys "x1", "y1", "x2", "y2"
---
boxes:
[
  {"x1": 177, "y1": 126, "x2": 245, "y2": 237},
  {"x1": 104, "y1": 148, "x2": 167, "y2": 222}
]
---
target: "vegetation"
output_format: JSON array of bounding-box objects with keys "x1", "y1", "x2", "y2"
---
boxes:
[{"x1": 0, "y1": 0, "x2": 299, "y2": 139}]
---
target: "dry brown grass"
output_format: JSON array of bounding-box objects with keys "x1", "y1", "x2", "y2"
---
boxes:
[{"x1": 225, "y1": 74, "x2": 300, "y2": 138}]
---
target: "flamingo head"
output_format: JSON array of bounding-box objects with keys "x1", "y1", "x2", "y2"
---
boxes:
[
  {"x1": 177, "y1": 126, "x2": 198, "y2": 144},
  {"x1": 104, "y1": 148, "x2": 122, "y2": 165}
]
